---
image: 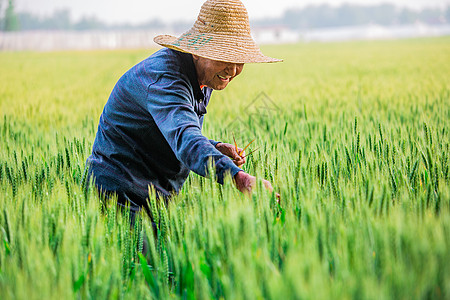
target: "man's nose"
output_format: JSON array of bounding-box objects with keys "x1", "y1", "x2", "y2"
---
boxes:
[{"x1": 225, "y1": 63, "x2": 238, "y2": 77}]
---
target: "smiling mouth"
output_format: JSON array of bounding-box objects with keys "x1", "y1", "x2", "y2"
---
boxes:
[{"x1": 217, "y1": 75, "x2": 230, "y2": 82}]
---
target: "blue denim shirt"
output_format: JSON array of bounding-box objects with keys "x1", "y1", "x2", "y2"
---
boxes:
[{"x1": 87, "y1": 48, "x2": 241, "y2": 206}]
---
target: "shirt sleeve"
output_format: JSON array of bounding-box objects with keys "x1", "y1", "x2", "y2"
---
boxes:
[
  {"x1": 146, "y1": 74, "x2": 241, "y2": 183},
  {"x1": 209, "y1": 139, "x2": 221, "y2": 147}
]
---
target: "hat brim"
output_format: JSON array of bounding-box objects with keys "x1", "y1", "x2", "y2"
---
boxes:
[{"x1": 154, "y1": 32, "x2": 282, "y2": 64}]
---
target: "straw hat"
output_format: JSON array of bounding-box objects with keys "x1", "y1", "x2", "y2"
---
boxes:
[{"x1": 154, "y1": 0, "x2": 282, "y2": 64}]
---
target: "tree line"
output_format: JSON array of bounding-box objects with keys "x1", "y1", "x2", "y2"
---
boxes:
[
  {"x1": 1, "y1": 0, "x2": 449, "y2": 32},
  {"x1": 253, "y1": 4, "x2": 450, "y2": 29},
  {"x1": 0, "y1": 0, "x2": 191, "y2": 32}
]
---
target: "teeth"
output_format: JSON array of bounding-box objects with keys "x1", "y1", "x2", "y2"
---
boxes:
[{"x1": 218, "y1": 75, "x2": 229, "y2": 80}]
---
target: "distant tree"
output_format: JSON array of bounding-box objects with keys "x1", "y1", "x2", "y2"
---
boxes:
[
  {"x1": 41, "y1": 9, "x2": 72, "y2": 30},
  {"x1": 17, "y1": 9, "x2": 72, "y2": 30},
  {"x1": 16, "y1": 12, "x2": 42, "y2": 30},
  {"x1": 4, "y1": 0, "x2": 19, "y2": 31},
  {"x1": 73, "y1": 15, "x2": 104, "y2": 30},
  {"x1": 398, "y1": 8, "x2": 417, "y2": 25},
  {"x1": 337, "y1": 4, "x2": 366, "y2": 26},
  {"x1": 419, "y1": 8, "x2": 445, "y2": 24},
  {"x1": 44, "y1": 9, "x2": 71, "y2": 30},
  {"x1": 0, "y1": 0, "x2": 3, "y2": 30},
  {"x1": 366, "y1": 4, "x2": 397, "y2": 25}
]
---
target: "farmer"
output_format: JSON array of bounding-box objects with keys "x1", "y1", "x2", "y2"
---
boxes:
[{"x1": 86, "y1": 0, "x2": 282, "y2": 217}]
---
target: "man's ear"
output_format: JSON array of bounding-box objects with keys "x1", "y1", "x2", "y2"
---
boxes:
[{"x1": 192, "y1": 54, "x2": 199, "y2": 61}]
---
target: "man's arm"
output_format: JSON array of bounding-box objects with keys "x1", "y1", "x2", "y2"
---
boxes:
[
  {"x1": 145, "y1": 74, "x2": 242, "y2": 183},
  {"x1": 209, "y1": 139, "x2": 221, "y2": 147}
]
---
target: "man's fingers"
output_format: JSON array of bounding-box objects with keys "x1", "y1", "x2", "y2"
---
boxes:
[
  {"x1": 233, "y1": 156, "x2": 246, "y2": 166},
  {"x1": 262, "y1": 179, "x2": 273, "y2": 192},
  {"x1": 217, "y1": 143, "x2": 248, "y2": 166},
  {"x1": 275, "y1": 192, "x2": 281, "y2": 203},
  {"x1": 234, "y1": 148, "x2": 244, "y2": 162},
  {"x1": 263, "y1": 181, "x2": 281, "y2": 203},
  {"x1": 232, "y1": 146, "x2": 246, "y2": 167}
]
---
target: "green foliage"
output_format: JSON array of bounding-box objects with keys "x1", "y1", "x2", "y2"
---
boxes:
[
  {"x1": 0, "y1": 38, "x2": 449, "y2": 299},
  {"x1": 3, "y1": 0, "x2": 19, "y2": 31}
]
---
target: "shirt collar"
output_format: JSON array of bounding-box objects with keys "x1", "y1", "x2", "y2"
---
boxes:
[{"x1": 176, "y1": 50, "x2": 205, "y2": 102}]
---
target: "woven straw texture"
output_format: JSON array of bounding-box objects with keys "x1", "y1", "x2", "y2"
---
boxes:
[{"x1": 154, "y1": 0, "x2": 282, "y2": 63}]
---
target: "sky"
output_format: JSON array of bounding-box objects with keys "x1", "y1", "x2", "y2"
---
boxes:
[{"x1": 13, "y1": 0, "x2": 450, "y2": 25}]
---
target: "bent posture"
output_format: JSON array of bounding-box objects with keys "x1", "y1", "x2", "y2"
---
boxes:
[{"x1": 86, "y1": 0, "x2": 282, "y2": 216}]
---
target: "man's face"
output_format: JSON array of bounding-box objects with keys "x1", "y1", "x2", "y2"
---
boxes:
[{"x1": 193, "y1": 55, "x2": 244, "y2": 90}]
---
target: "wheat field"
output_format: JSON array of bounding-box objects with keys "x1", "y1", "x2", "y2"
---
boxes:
[{"x1": 0, "y1": 37, "x2": 449, "y2": 299}]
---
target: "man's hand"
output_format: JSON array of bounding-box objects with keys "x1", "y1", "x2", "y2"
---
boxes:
[
  {"x1": 234, "y1": 171, "x2": 273, "y2": 195},
  {"x1": 215, "y1": 142, "x2": 246, "y2": 167}
]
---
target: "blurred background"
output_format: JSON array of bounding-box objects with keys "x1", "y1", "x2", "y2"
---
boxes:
[{"x1": 0, "y1": 0, "x2": 449, "y2": 51}]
